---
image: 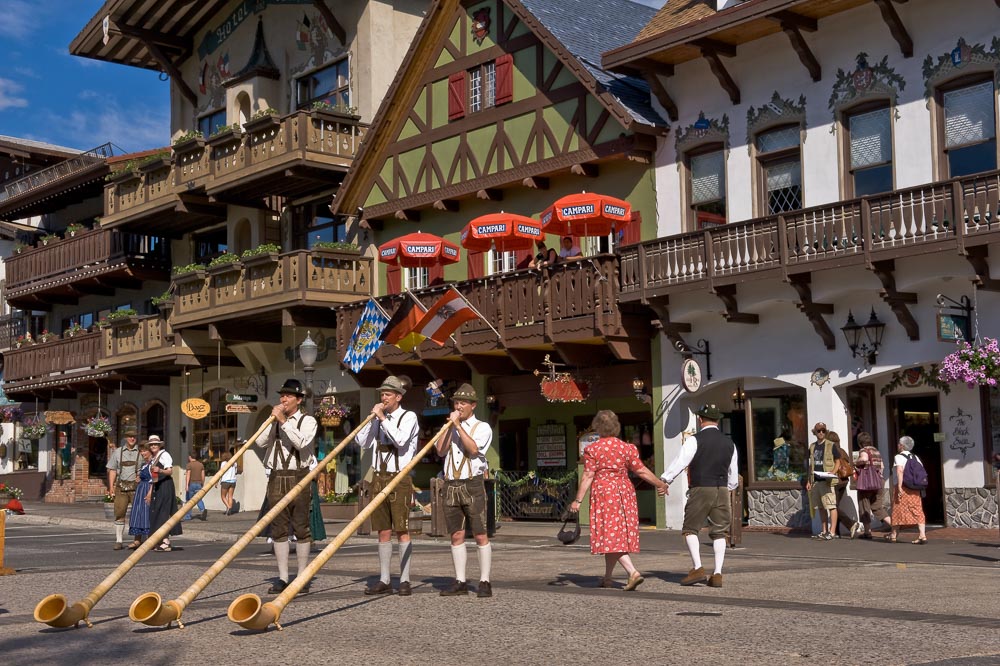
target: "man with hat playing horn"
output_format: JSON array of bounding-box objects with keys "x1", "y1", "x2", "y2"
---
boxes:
[
  {"x1": 106, "y1": 425, "x2": 140, "y2": 550},
  {"x1": 437, "y1": 383, "x2": 494, "y2": 598},
  {"x1": 355, "y1": 375, "x2": 420, "y2": 596},
  {"x1": 257, "y1": 378, "x2": 318, "y2": 594},
  {"x1": 657, "y1": 404, "x2": 738, "y2": 588}
]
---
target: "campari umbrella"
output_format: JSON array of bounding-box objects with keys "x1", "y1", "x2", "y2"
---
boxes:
[
  {"x1": 378, "y1": 231, "x2": 460, "y2": 268},
  {"x1": 538, "y1": 191, "x2": 632, "y2": 237},
  {"x1": 460, "y1": 212, "x2": 543, "y2": 253}
]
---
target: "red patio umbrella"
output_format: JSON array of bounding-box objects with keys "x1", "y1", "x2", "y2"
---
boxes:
[
  {"x1": 460, "y1": 212, "x2": 543, "y2": 253},
  {"x1": 378, "y1": 231, "x2": 460, "y2": 268},
  {"x1": 538, "y1": 192, "x2": 632, "y2": 237}
]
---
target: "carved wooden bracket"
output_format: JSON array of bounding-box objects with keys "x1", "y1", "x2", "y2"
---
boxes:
[
  {"x1": 141, "y1": 39, "x2": 197, "y2": 106},
  {"x1": 433, "y1": 199, "x2": 459, "y2": 212},
  {"x1": 643, "y1": 72, "x2": 678, "y2": 122},
  {"x1": 964, "y1": 246, "x2": 1000, "y2": 291},
  {"x1": 696, "y1": 39, "x2": 740, "y2": 104},
  {"x1": 873, "y1": 0, "x2": 913, "y2": 58},
  {"x1": 787, "y1": 275, "x2": 836, "y2": 349},
  {"x1": 394, "y1": 209, "x2": 420, "y2": 221},
  {"x1": 771, "y1": 11, "x2": 821, "y2": 81},
  {"x1": 522, "y1": 176, "x2": 549, "y2": 190},
  {"x1": 477, "y1": 189, "x2": 503, "y2": 201},
  {"x1": 871, "y1": 260, "x2": 919, "y2": 339},
  {"x1": 712, "y1": 284, "x2": 758, "y2": 324},
  {"x1": 570, "y1": 163, "x2": 598, "y2": 178},
  {"x1": 649, "y1": 302, "x2": 693, "y2": 352}
]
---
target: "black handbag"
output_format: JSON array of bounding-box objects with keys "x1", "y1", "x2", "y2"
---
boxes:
[{"x1": 557, "y1": 509, "x2": 581, "y2": 545}]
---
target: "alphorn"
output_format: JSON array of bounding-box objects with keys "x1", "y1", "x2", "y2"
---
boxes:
[
  {"x1": 34, "y1": 416, "x2": 277, "y2": 629},
  {"x1": 229, "y1": 420, "x2": 453, "y2": 631},
  {"x1": 130, "y1": 413, "x2": 376, "y2": 628}
]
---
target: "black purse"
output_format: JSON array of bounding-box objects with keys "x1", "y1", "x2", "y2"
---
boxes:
[{"x1": 556, "y1": 509, "x2": 581, "y2": 545}]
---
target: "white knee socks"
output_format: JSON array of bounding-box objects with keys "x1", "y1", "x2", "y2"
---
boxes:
[
  {"x1": 295, "y1": 541, "x2": 310, "y2": 579},
  {"x1": 712, "y1": 538, "x2": 726, "y2": 575},
  {"x1": 378, "y1": 542, "x2": 393, "y2": 584},
  {"x1": 477, "y1": 543, "x2": 492, "y2": 583},
  {"x1": 685, "y1": 533, "x2": 702, "y2": 569},
  {"x1": 451, "y1": 544, "x2": 467, "y2": 582},
  {"x1": 274, "y1": 539, "x2": 290, "y2": 582},
  {"x1": 399, "y1": 541, "x2": 412, "y2": 583},
  {"x1": 115, "y1": 523, "x2": 125, "y2": 544}
]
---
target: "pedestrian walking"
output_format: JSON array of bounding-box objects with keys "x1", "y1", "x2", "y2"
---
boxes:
[
  {"x1": 106, "y1": 426, "x2": 140, "y2": 550},
  {"x1": 889, "y1": 436, "x2": 927, "y2": 544},
  {"x1": 219, "y1": 446, "x2": 239, "y2": 515},
  {"x1": 827, "y1": 431, "x2": 860, "y2": 538},
  {"x1": 147, "y1": 435, "x2": 182, "y2": 552},
  {"x1": 854, "y1": 432, "x2": 891, "y2": 538},
  {"x1": 184, "y1": 453, "x2": 207, "y2": 521}
]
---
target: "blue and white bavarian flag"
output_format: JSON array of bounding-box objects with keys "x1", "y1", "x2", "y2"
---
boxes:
[{"x1": 343, "y1": 299, "x2": 389, "y2": 373}]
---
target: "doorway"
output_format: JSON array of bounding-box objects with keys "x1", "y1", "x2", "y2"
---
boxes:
[
  {"x1": 499, "y1": 419, "x2": 529, "y2": 472},
  {"x1": 888, "y1": 394, "x2": 944, "y2": 524}
]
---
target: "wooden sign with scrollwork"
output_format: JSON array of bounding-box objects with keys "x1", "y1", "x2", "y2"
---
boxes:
[{"x1": 533, "y1": 355, "x2": 589, "y2": 403}]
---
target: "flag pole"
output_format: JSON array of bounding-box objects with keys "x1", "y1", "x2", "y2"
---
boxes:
[
  {"x1": 449, "y1": 285, "x2": 501, "y2": 341},
  {"x1": 405, "y1": 289, "x2": 427, "y2": 312},
  {"x1": 370, "y1": 297, "x2": 391, "y2": 320}
]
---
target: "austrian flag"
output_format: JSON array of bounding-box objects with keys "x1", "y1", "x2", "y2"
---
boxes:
[{"x1": 414, "y1": 289, "x2": 481, "y2": 345}]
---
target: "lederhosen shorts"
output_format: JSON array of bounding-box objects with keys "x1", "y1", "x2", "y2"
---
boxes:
[
  {"x1": 370, "y1": 470, "x2": 413, "y2": 533},
  {"x1": 444, "y1": 476, "x2": 488, "y2": 535},
  {"x1": 267, "y1": 469, "x2": 311, "y2": 542},
  {"x1": 114, "y1": 452, "x2": 139, "y2": 522},
  {"x1": 682, "y1": 486, "x2": 731, "y2": 540}
]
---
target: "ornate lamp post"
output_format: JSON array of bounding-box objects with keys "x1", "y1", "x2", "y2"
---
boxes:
[{"x1": 299, "y1": 331, "x2": 319, "y2": 413}]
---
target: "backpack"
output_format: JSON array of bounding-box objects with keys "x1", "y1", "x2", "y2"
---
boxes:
[{"x1": 901, "y1": 452, "x2": 928, "y2": 490}]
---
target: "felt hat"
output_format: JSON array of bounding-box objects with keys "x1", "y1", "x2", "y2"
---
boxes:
[
  {"x1": 145, "y1": 434, "x2": 164, "y2": 447},
  {"x1": 452, "y1": 383, "x2": 478, "y2": 402},
  {"x1": 773, "y1": 437, "x2": 786, "y2": 449},
  {"x1": 277, "y1": 378, "x2": 306, "y2": 397},
  {"x1": 378, "y1": 375, "x2": 407, "y2": 395},
  {"x1": 123, "y1": 426, "x2": 137, "y2": 437},
  {"x1": 694, "y1": 404, "x2": 722, "y2": 421}
]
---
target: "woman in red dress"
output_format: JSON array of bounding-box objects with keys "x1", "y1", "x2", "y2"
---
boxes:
[{"x1": 570, "y1": 410, "x2": 667, "y2": 590}]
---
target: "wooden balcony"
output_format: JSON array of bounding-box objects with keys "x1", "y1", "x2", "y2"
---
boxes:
[
  {"x1": 5, "y1": 228, "x2": 171, "y2": 310},
  {"x1": 619, "y1": 169, "x2": 1000, "y2": 302},
  {"x1": 335, "y1": 256, "x2": 651, "y2": 387},
  {"x1": 170, "y1": 249, "x2": 373, "y2": 340},
  {"x1": 0, "y1": 314, "x2": 26, "y2": 352},
  {"x1": 98, "y1": 315, "x2": 198, "y2": 375},
  {"x1": 2, "y1": 332, "x2": 109, "y2": 400},
  {"x1": 100, "y1": 110, "x2": 368, "y2": 235},
  {"x1": 0, "y1": 143, "x2": 111, "y2": 219}
]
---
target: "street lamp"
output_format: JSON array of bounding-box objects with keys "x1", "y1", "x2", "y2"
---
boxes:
[
  {"x1": 841, "y1": 308, "x2": 886, "y2": 367},
  {"x1": 299, "y1": 331, "x2": 319, "y2": 413}
]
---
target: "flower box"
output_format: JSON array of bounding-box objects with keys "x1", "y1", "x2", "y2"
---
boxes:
[
  {"x1": 172, "y1": 269, "x2": 207, "y2": 285},
  {"x1": 244, "y1": 114, "x2": 281, "y2": 134},
  {"x1": 207, "y1": 128, "x2": 243, "y2": 148},
  {"x1": 311, "y1": 109, "x2": 361, "y2": 126},
  {"x1": 138, "y1": 156, "x2": 171, "y2": 174},
  {"x1": 172, "y1": 136, "x2": 206, "y2": 156},
  {"x1": 108, "y1": 169, "x2": 141, "y2": 185},
  {"x1": 241, "y1": 252, "x2": 280, "y2": 268}
]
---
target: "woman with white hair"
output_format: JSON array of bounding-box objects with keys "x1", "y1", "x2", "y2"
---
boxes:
[{"x1": 888, "y1": 436, "x2": 927, "y2": 544}]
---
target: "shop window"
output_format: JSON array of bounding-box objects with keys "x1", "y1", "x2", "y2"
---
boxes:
[
  {"x1": 404, "y1": 266, "x2": 429, "y2": 291},
  {"x1": 197, "y1": 108, "x2": 227, "y2": 137},
  {"x1": 746, "y1": 389, "x2": 808, "y2": 484},
  {"x1": 297, "y1": 58, "x2": 350, "y2": 110},
  {"x1": 845, "y1": 105, "x2": 893, "y2": 197},
  {"x1": 488, "y1": 249, "x2": 516, "y2": 274},
  {"x1": 984, "y1": 386, "x2": 1000, "y2": 486},
  {"x1": 686, "y1": 145, "x2": 727, "y2": 229},
  {"x1": 756, "y1": 125, "x2": 802, "y2": 215},
  {"x1": 192, "y1": 388, "x2": 238, "y2": 474},
  {"x1": 939, "y1": 78, "x2": 997, "y2": 178},
  {"x1": 448, "y1": 54, "x2": 513, "y2": 121}
]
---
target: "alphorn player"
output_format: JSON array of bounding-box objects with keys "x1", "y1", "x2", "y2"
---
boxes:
[
  {"x1": 257, "y1": 378, "x2": 318, "y2": 594},
  {"x1": 107, "y1": 426, "x2": 140, "y2": 550},
  {"x1": 437, "y1": 383, "x2": 494, "y2": 598},
  {"x1": 356, "y1": 375, "x2": 419, "y2": 596}
]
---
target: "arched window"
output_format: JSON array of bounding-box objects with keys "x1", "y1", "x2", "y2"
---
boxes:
[
  {"x1": 192, "y1": 388, "x2": 238, "y2": 473},
  {"x1": 233, "y1": 218, "x2": 252, "y2": 256},
  {"x1": 143, "y1": 400, "x2": 166, "y2": 440},
  {"x1": 115, "y1": 403, "x2": 137, "y2": 446}
]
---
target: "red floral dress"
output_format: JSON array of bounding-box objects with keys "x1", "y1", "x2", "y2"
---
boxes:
[{"x1": 585, "y1": 437, "x2": 643, "y2": 554}]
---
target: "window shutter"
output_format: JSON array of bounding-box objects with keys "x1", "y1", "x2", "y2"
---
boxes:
[
  {"x1": 429, "y1": 262, "x2": 444, "y2": 286},
  {"x1": 386, "y1": 264, "x2": 401, "y2": 294},
  {"x1": 620, "y1": 211, "x2": 642, "y2": 246},
  {"x1": 448, "y1": 71, "x2": 467, "y2": 121},
  {"x1": 496, "y1": 54, "x2": 513, "y2": 105},
  {"x1": 467, "y1": 251, "x2": 485, "y2": 279}
]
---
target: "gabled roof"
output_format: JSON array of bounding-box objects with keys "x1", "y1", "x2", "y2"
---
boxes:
[
  {"x1": 0, "y1": 136, "x2": 81, "y2": 160},
  {"x1": 634, "y1": 0, "x2": 717, "y2": 42}
]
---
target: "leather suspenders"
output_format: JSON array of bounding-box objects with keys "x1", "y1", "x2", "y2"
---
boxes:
[{"x1": 446, "y1": 421, "x2": 481, "y2": 480}]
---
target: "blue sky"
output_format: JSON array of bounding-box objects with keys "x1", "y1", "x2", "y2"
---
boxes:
[{"x1": 0, "y1": 0, "x2": 170, "y2": 153}]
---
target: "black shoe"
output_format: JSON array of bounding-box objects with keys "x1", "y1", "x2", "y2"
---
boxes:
[
  {"x1": 364, "y1": 581, "x2": 393, "y2": 596},
  {"x1": 439, "y1": 580, "x2": 469, "y2": 596},
  {"x1": 397, "y1": 582, "x2": 412, "y2": 596},
  {"x1": 477, "y1": 581, "x2": 492, "y2": 598},
  {"x1": 267, "y1": 579, "x2": 288, "y2": 594},
  {"x1": 199, "y1": 509, "x2": 208, "y2": 521}
]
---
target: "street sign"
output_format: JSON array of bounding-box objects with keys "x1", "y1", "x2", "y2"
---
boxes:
[
  {"x1": 226, "y1": 393, "x2": 258, "y2": 403},
  {"x1": 181, "y1": 398, "x2": 211, "y2": 419},
  {"x1": 225, "y1": 404, "x2": 256, "y2": 413}
]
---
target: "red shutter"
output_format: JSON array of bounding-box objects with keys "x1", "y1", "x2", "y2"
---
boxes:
[
  {"x1": 467, "y1": 251, "x2": 485, "y2": 279},
  {"x1": 515, "y1": 248, "x2": 532, "y2": 269},
  {"x1": 496, "y1": 54, "x2": 513, "y2": 105},
  {"x1": 429, "y1": 262, "x2": 444, "y2": 286},
  {"x1": 448, "y1": 71, "x2": 467, "y2": 121},
  {"x1": 386, "y1": 264, "x2": 401, "y2": 294},
  {"x1": 620, "y1": 211, "x2": 642, "y2": 247}
]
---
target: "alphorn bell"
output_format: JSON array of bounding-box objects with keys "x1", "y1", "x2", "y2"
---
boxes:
[
  {"x1": 229, "y1": 420, "x2": 454, "y2": 631},
  {"x1": 129, "y1": 413, "x2": 376, "y2": 628},
  {"x1": 34, "y1": 416, "x2": 277, "y2": 629}
]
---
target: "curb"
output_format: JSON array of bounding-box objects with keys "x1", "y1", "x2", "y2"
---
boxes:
[{"x1": 8, "y1": 514, "x2": 243, "y2": 544}]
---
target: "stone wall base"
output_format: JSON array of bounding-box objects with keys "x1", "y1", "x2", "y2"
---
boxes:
[
  {"x1": 945, "y1": 487, "x2": 999, "y2": 529},
  {"x1": 747, "y1": 489, "x2": 811, "y2": 529}
]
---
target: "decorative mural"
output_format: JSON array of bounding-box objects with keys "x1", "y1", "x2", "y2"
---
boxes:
[
  {"x1": 288, "y1": 12, "x2": 345, "y2": 84},
  {"x1": 197, "y1": 52, "x2": 232, "y2": 112},
  {"x1": 947, "y1": 407, "x2": 975, "y2": 459},
  {"x1": 922, "y1": 36, "x2": 1000, "y2": 99},
  {"x1": 471, "y1": 7, "x2": 491, "y2": 45},
  {"x1": 674, "y1": 111, "x2": 730, "y2": 155},
  {"x1": 745, "y1": 91, "x2": 807, "y2": 150},
  {"x1": 879, "y1": 365, "x2": 952, "y2": 396},
  {"x1": 828, "y1": 52, "x2": 906, "y2": 119}
]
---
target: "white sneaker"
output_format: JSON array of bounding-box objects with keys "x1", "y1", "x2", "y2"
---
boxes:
[{"x1": 850, "y1": 522, "x2": 861, "y2": 539}]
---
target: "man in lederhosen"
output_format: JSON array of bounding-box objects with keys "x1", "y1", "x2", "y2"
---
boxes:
[
  {"x1": 106, "y1": 426, "x2": 140, "y2": 551},
  {"x1": 437, "y1": 384, "x2": 494, "y2": 598},
  {"x1": 257, "y1": 378, "x2": 318, "y2": 594},
  {"x1": 356, "y1": 375, "x2": 420, "y2": 596}
]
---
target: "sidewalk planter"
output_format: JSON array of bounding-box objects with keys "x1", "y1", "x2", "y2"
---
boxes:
[
  {"x1": 103, "y1": 503, "x2": 114, "y2": 519},
  {"x1": 319, "y1": 501, "x2": 360, "y2": 521}
]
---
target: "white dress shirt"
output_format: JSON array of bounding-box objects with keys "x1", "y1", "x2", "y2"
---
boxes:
[
  {"x1": 258, "y1": 410, "x2": 317, "y2": 471},
  {"x1": 660, "y1": 425, "x2": 739, "y2": 490},
  {"x1": 443, "y1": 415, "x2": 492, "y2": 480},
  {"x1": 356, "y1": 407, "x2": 419, "y2": 473}
]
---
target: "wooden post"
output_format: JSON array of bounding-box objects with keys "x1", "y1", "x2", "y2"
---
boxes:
[
  {"x1": 428, "y1": 477, "x2": 447, "y2": 537},
  {"x1": 0, "y1": 510, "x2": 15, "y2": 575}
]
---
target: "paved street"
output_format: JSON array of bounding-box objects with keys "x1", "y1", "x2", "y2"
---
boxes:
[{"x1": 1, "y1": 510, "x2": 999, "y2": 666}]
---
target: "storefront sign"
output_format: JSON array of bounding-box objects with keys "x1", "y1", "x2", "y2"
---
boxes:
[
  {"x1": 536, "y1": 423, "x2": 567, "y2": 468},
  {"x1": 937, "y1": 313, "x2": 969, "y2": 342},
  {"x1": 226, "y1": 393, "x2": 258, "y2": 403},
  {"x1": 181, "y1": 398, "x2": 211, "y2": 419},
  {"x1": 539, "y1": 377, "x2": 589, "y2": 403},
  {"x1": 225, "y1": 404, "x2": 256, "y2": 413},
  {"x1": 44, "y1": 411, "x2": 75, "y2": 425},
  {"x1": 681, "y1": 358, "x2": 702, "y2": 392}
]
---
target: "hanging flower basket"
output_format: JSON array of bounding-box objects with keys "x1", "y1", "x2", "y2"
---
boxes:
[
  {"x1": 0, "y1": 406, "x2": 24, "y2": 423},
  {"x1": 316, "y1": 400, "x2": 349, "y2": 428},
  {"x1": 938, "y1": 337, "x2": 1000, "y2": 388},
  {"x1": 320, "y1": 415, "x2": 342, "y2": 427},
  {"x1": 83, "y1": 415, "x2": 112, "y2": 438},
  {"x1": 20, "y1": 417, "x2": 47, "y2": 440}
]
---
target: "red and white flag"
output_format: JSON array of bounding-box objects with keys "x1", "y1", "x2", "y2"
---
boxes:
[{"x1": 414, "y1": 289, "x2": 480, "y2": 345}]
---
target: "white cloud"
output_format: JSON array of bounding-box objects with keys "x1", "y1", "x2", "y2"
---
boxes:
[
  {"x1": 13, "y1": 66, "x2": 39, "y2": 79},
  {"x1": 0, "y1": 78, "x2": 29, "y2": 110},
  {"x1": 33, "y1": 100, "x2": 170, "y2": 153},
  {"x1": 0, "y1": 0, "x2": 36, "y2": 41}
]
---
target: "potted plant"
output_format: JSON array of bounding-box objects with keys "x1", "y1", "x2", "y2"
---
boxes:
[
  {"x1": 208, "y1": 122, "x2": 243, "y2": 148},
  {"x1": 14, "y1": 332, "x2": 34, "y2": 348},
  {"x1": 0, "y1": 482, "x2": 24, "y2": 501},
  {"x1": 241, "y1": 243, "x2": 282, "y2": 267},
  {"x1": 320, "y1": 490, "x2": 360, "y2": 521},
  {"x1": 138, "y1": 151, "x2": 171, "y2": 173},
  {"x1": 245, "y1": 107, "x2": 281, "y2": 134},
  {"x1": 40, "y1": 233, "x2": 59, "y2": 246},
  {"x1": 312, "y1": 241, "x2": 361, "y2": 254},
  {"x1": 65, "y1": 223, "x2": 86, "y2": 238},
  {"x1": 172, "y1": 130, "x2": 205, "y2": 155},
  {"x1": 151, "y1": 290, "x2": 174, "y2": 314},
  {"x1": 38, "y1": 329, "x2": 55, "y2": 343},
  {"x1": 939, "y1": 337, "x2": 1000, "y2": 387},
  {"x1": 171, "y1": 263, "x2": 207, "y2": 285},
  {"x1": 65, "y1": 322, "x2": 85, "y2": 338},
  {"x1": 20, "y1": 416, "x2": 47, "y2": 440},
  {"x1": 102, "y1": 492, "x2": 115, "y2": 518},
  {"x1": 315, "y1": 401, "x2": 350, "y2": 427},
  {"x1": 83, "y1": 415, "x2": 112, "y2": 438},
  {"x1": 207, "y1": 253, "x2": 242, "y2": 278},
  {"x1": 310, "y1": 100, "x2": 361, "y2": 124},
  {"x1": 13, "y1": 241, "x2": 28, "y2": 255},
  {"x1": 106, "y1": 159, "x2": 140, "y2": 183},
  {"x1": 106, "y1": 308, "x2": 138, "y2": 326}
]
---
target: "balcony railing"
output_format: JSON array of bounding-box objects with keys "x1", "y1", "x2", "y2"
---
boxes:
[
  {"x1": 0, "y1": 143, "x2": 113, "y2": 204},
  {"x1": 171, "y1": 249, "x2": 372, "y2": 328},
  {"x1": 99, "y1": 315, "x2": 194, "y2": 370},
  {"x1": 619, "y1": 169, "x2": 1000, "y2": 299},
  {"x1": 5, "y1": 228, "x2": 170, "y2": 295},
  {"x1": 0, "y1": 314, "x2": 26, "y2": 351},
  {"x1": 3, "y1": 332, "x2": 102, "y2": 385}
]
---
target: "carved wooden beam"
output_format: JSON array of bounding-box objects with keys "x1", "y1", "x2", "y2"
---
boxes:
[
  {"x1": 643, "y1": 71, "x2": 678, "y2": 122},
  {"x1": 693, "y1": 38, "x2": 737, "y2": 58},
  {"x1": 780, "y1": 22, "x2": 821, "y2": 81},
  {"x1": 871, "y1": 260, "x2": 919, "y2": 339},
  {"x1": 112, "y1": 22, "x2": 191, "y2": 52},
  {"x1": 570, "y1": 163, "x2": 598, "y2": 178},
  {"x1": 712, "y1": 284, "x2": 758, "y2": 324},
  {"x1": 772, "y1": 10, "x2": 817, "y2": 31},
  {"x1": 433, "y1": 199, "x2": 459, "y2": 212},
  {"x1": 700, "y1": 46, "x2": 740, "y2": 105},
  {"x1": 312, "y1": 0, "x2": 347, "y2": 45},
  {"x1": 143, "y1": 41, "x2": 197, "y2": 106},
  {"x1": 477, "y1": 189, "x2": 503, "y2": 201},
  {"x1": 522, "y1": 176, "x2": 549, "y2": 190},
  {"x1": 787, "y1": 275, "x2": 836, "y2": 349},
  {"x1": 394, "y1": 209, "x2": 420, "y2": 221},
  {"x1": 964, "y1": 246, "x2": 1000, "y2": 291},
  {"x1": 873, "y1": 0, "x2": 913, "y2": 57},
  {"x1": 649, "y1": 303, "x2": 692, "y2": 352}
]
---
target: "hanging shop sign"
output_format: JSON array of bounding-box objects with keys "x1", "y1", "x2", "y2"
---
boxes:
[
  {"x1": 226, "y1": 393, "x2": 259, "y2": 403},
  {"x1": 681, "y1": 358, "x2": 702, "y2": 393},
  {"x1": 225, "y1": 404, "x2": 256, "y2": 413},
  {"x1": 181, "y1": 398, "x2": 211, "y2": 419},
  {"x1": 534, "y1": 354, "x2": 589, "y2": 403},
  {"x1": 44, "y1": 411, "x2": 76, "y2": 425}
]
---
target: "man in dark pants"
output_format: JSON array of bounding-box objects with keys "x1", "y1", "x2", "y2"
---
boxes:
[
  {"x1": 658, "y1": 404, "x2": 738, "y2": 588},
  {"x1": 257, "y1": 378, "x2": 317, "y2": 594}
]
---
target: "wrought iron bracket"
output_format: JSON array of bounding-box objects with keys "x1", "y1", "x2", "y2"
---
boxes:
[{"x1": 674, "y1": 338, "x2": 711, "y2": 382}]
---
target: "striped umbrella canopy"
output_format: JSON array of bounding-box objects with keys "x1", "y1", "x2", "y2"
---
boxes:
[
  {"x1": 378, "y1": 231, "x2": 460, "y2": 268},
  {"x1": 538, "y1": 192, "x2": 632, "y2": 237},
  {"x1": 460, "y1": 212, "x2": 543, "y2": 253}
]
